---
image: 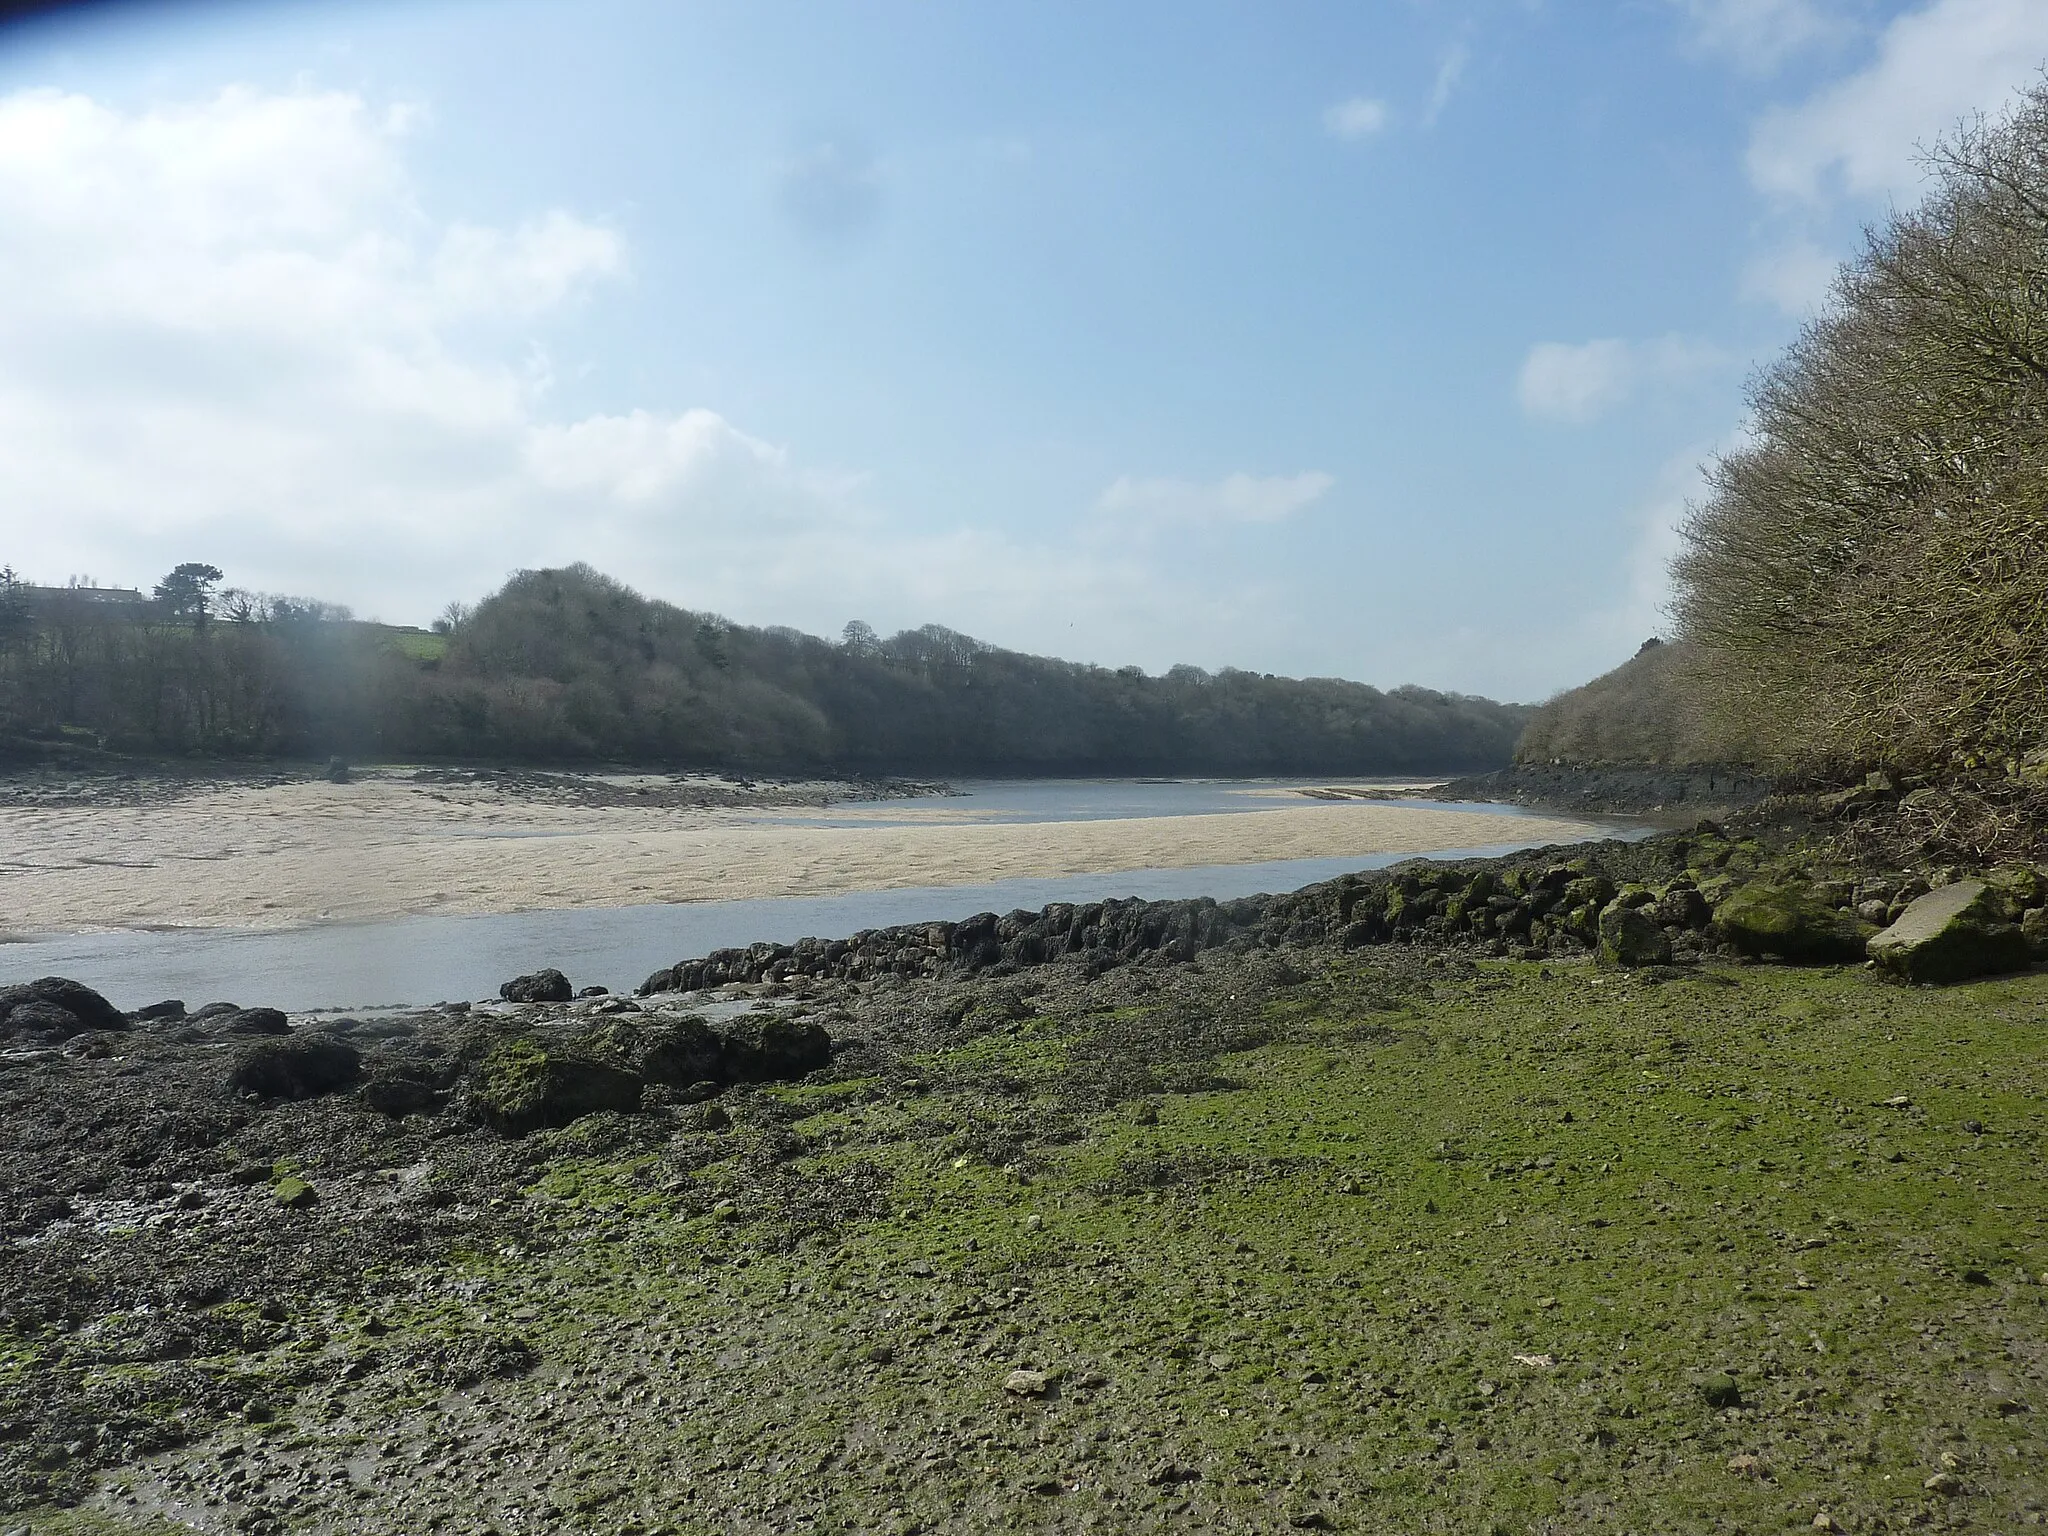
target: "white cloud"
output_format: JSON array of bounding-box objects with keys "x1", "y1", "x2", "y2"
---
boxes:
[
  {"x1": 1518, "y1": 340, "x2": 1635, "y2": 424},
  {"x1": 1740, "y1": 238, "x2": 1841, "y2": 313},
  {"x1": 1569, "y1": 447, "x2": 1712, "y2": 665},
  {"x1": 0, "y1": 83, "x2": 1319, "y2": 663},
  {"x1": 778, "y1": 136, "x2": 882, "y2": 239},
  {"x1": 1423, "y1": 42, "x2": 1470, "y2": 127},
  {"x1": 1748, "y1": 0, "x2": 2048, "y2": 200},
  {"x1": 1515, "y1": 336, "x2": 1721, "y2": 424},
  {"x1": 1322, "y1": 96, "x2": 1389, "y2": 142},
  {"x1": 1097, "y1": 471, "x2": 1335, "y2": 529},
  {"x1": 1673, "y1": 0, "x2": 1850, "y2": 74}
]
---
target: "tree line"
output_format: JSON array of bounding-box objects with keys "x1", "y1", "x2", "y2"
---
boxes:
[
  {"x1": 1524, "y1": 80, "x2": 2048, "y2": 778},
  {"x1": 0, "y1": 563, "x2": 1531, "y2": 774}
]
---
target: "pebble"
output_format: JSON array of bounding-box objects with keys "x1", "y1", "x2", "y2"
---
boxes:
[{"x1": 1003, "y1": 1369, "x2": 1050, "y2": 1397}]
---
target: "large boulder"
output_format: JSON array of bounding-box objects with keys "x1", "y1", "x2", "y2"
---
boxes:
[
  {"x1": 0, "y1": 977, "x2": 127, "y2": 1042},
  {"x1": 1597, "y1": 901, "x2": 1672, "y2": 967},
  {"x1": 214, "y1": 1007, "x2": 290, "y2": 1036},
  {"x1": 499, "y1": 968, "x2": 573, "y2": 1004},
  {"x1": 229, "y1": 1035, "x2": 364, "y2": 1100},
  {"x1": 359, "y1": 1072, "x2": 445, "y2": 1117},
  {"x1": 720, "y1": 1016, "x2": 832, "y2": 1082},
  {"x1": 1712, "y1": 881, "x2": 1875, "y2": 964},
  {"x1": 631, "y1": 1016, "x2": 729, "y2": 1087},
  {"x1": 469, "y1": 1038, "x2": 642, "y2": 1135},
  {"x1": 1867, "y1": 880, "x2": 2034, "y2": 984}
]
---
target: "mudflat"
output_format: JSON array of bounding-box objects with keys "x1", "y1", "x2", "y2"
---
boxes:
[{"x1": 1, "y1": 770, "x2": 1607, "y2": 934}]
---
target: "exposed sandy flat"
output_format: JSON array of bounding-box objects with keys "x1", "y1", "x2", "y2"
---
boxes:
[{"x1": 1, "y1": 775, "x2": 1608, "y2": 935}]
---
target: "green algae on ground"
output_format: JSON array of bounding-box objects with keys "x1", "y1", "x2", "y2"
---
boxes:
[{"x1": 61, "y1": 951, "x2": 2045, "y2": 1536}]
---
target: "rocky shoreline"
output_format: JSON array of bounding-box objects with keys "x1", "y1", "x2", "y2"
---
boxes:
[{"x1": 1432, "y1": 761, "x2": 1776, "y2": 818}]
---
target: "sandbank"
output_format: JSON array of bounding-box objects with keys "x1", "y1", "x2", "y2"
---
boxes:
[{"x1": 3, "y1": 774, "x2": 1610, "y2": 935}]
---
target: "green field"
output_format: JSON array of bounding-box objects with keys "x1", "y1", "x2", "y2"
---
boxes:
[{"x1": 378, "y1": 626, "x2": 448, "y2": 663}]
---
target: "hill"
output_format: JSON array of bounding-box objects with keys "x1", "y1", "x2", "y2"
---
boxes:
[
  {"x1": 1512, "y1": 637, "x2": 1727, "y2": 767},
  {"x1": 0, "y1": 563, "x2": 1531, "y2": 776}
]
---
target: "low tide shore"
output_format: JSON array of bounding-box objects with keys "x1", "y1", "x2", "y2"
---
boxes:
[
  {"x1": 2, "y1": 794, "x2": 2043, "y2": 1531},
  {"x1": 0, "y1": 767, "x2": 1607, "y2": 935}
]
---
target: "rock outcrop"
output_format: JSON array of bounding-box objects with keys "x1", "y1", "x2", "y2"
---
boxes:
[
  {"x1": 0, "y1": 978, "x2": 127, "y2": 1043},
  {"x1": 467, "y1": 1037, "x2": 642, "y2": 1135},
  {"x1": 1711, "y1": 882, "x2": 1875, "y2": 964},
  {"x1": 500, "y1": 968, "x2": 574, "y2": 1004},
  {"x1": 1867, "y1": 880, "x2": 2034, "y2": 984},
  {"x1": 1598, "y1": 899, "x2": 1672, "y2": 967},
  {"x1": 228, "y1": 1035, "x2": 364, "y2": 1101}
]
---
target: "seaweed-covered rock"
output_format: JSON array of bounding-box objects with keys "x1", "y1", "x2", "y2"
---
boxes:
[
  {"x1": 632, "y1": 1016, "x2": 729, "y2": 1086},
  {"x1": 1598, "y1": 901, "x2": 1672, "y2": 968},
  {"x1": 499, "y1": 968, "x2": 573, "y2": 1004},
  {"x1": 469, "y1": 1038, "x2": 642, "y2": 1135},
  {"x1": 214, "y1": 1007, "x2": 290, "y2": 1036},
  {"x1": 720, "y1": 1016, "x2": 833, "y2": 1082},
  {"x1": 1712, "y1": 882, "x2": 1875, "y2": 964},
  {"x1": 2025, "y1": 905, "x2": 2048, "y2": 958},
  {"x1": 1867, "y1": 880, "x2": 2033, "y2": 985},
  {"x1": 229, "y1": 1035, "x2": 364, "y2": 1100},
  {"x1": 359, "y1": 1070, "x2": 445, "y2": 1117},
  {"x1": 0, "y1": 977, "x2": 126, "y2": 1042},
  {"x1": 1653, "y1": 884, "x2": 1712, "y2": 930}
]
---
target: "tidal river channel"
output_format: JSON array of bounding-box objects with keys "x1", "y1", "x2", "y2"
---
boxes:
[{"x1": 4, "y1": 778, "x2": 1645, "y2": 1011}]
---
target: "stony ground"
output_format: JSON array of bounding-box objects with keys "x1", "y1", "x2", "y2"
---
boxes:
[{"x1": 2, "y1": 918, "x2": 2043, "y2": 1534}]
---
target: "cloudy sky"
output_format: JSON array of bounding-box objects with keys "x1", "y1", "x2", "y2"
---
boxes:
[{"x1": 1, "y1": 0, "x2": 2044, "y2": 700}]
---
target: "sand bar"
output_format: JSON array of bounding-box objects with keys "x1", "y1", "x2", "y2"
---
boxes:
[{"x1": 3, "y1": 776, "x2": 1610, "y2": 935}]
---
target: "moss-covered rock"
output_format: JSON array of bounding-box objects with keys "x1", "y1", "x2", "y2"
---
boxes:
[
  {"x1": 2025, "y1": 906, "x2": 2048, "y2": 958},
  {"x1": 720, "y1": 1016, "x2": 832, "y2": 1083},
  {"x1": 1597, "y1": 901, "x2": 1672, "y2": 967},
  {"x1": 630, "y1": 1015, "x2": 730, "y2": 1086},
  {"x1": 470, "y1": 1037, "x2": 642, "y2": 1135},
  {"x1": 1712, "y1": 881, "x2": 1875, "y2": 964},
  {"x1": 1563, "y1": 874, "x2": 1617, "y2": 911},
  {"x1": 1867, "y1": 879, "x2": 2034, "y2": 984}
]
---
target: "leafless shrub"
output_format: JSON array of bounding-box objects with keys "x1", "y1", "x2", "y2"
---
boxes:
[{"x1": 1675, "y1": 81, "x2": 2048, "y2": 774}]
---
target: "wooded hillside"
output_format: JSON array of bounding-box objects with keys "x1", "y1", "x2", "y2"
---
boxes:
[
  {"x1": 1514, "y1": 638, "x2": 1716, "y2": 766},
  {"x1": 0, "y1": 563, "x2": 1530, "y2": 775}
]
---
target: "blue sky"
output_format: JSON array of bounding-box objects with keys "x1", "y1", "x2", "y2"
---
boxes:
[{"x1": 1, "y1": 0, "x2": 2044, "y2": 700}]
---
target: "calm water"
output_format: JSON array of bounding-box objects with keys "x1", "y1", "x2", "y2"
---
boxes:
[
  {"x1": 763, "y1": 776, "x2": 1560, "y2": 827},
  {"x1": 4, "y1": 779, "x2": 1643, "y2": 1011}
]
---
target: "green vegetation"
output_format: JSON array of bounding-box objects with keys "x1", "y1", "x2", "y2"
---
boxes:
[
  {"x1": 1673, "y1": 82, "x2": 2048, "y2": 775},
  {"x1": 0, "y1": 562, "x2": 1529, "y2": 773},
  {"x1": 26, "y1": 953, "x2": 2043, "y2": 1534}
]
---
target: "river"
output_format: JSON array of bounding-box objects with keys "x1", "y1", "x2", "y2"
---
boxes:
[{"x1": 3, "y1": 777, "x2": 1644, "y2": 1010}]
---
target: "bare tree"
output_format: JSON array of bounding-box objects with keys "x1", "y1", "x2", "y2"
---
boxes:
[{"x1": 1675, "y1": 78, "x2": 2048, "y2": 773}]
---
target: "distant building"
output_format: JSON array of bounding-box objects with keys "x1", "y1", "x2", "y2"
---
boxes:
[{"x1": 23, "y1": 584, "x2": 149, "y2": 606}]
